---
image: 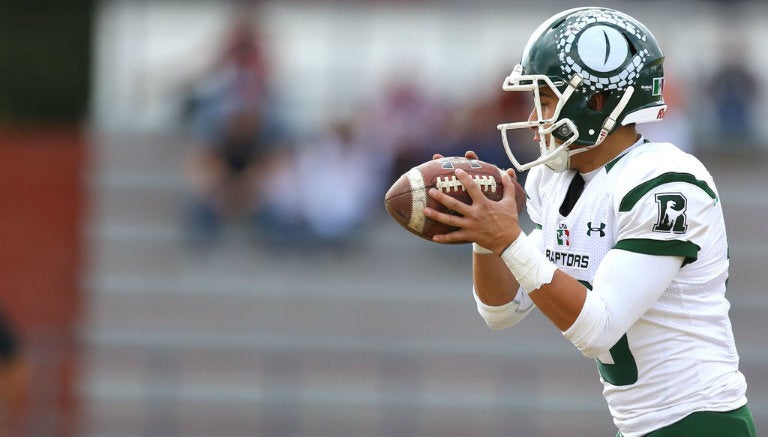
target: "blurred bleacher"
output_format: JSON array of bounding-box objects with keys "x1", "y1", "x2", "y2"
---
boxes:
[
  {"x1": 79, "y1": 131, "x2": 614, "y2": 436},
  {"x1": 77, "y1": 139, "x2": 768, "y2": 437},
  {"x1": 73, "y1": 1, "x2": 768, "y2": 436}
]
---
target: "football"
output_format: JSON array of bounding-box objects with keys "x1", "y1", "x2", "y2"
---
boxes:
[{"x1": 384, "y1": 157, "x2": 506, "y2": 243}]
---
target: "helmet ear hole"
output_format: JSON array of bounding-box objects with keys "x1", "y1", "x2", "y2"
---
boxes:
[{"x1": 587, "y1": 91, "x2": 611, "y2": 111}]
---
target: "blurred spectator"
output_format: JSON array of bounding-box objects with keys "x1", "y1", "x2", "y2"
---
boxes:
[
  {"x1": 181, "y1": 17, "x2": 271, "y2": 122},
  {"x1": 297, "y1": 119, "x2": 383, "y2": 246},
  {"x1": 448, "y1": 87, "x2": 534, "y2": 171},
  {"x1": 0, "y1": 311, "x2": 27, "y2": 436},
  {"x1": 367, "y1": 78, "x2": 451, "y2": 183},
  {"x1": 706, "y1": 50, "x2": 760, "y2": 147},
  {"x1": 181, "y1": 17, "x2": 288, "y2": 247},
  {"x1": 257, "y1": 118, "x2": 383, "y2": 251}
]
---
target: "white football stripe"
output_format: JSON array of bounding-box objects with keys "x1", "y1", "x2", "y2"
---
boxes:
[{"x1": 406, "y1": 168, "x2": 427, "y2": 233}]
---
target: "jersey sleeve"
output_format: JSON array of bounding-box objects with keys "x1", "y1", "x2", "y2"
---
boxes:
[
  {"x1": 614, "y1": 160, "x2": 719, "y2": 265},
  {"x1": 563, "y1": 249, "x2": 682, "y2": 358}
]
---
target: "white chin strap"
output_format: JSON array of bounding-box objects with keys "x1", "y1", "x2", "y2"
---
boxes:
[{"x1": 594, "y1": 86, "x2": 635, "y2": 146}]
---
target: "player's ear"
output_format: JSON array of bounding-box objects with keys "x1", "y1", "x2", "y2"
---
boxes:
[{"x1": 587, "y1": 91, "x2": 610, "y2": 111}]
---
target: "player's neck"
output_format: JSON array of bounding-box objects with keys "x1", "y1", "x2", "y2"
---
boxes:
[{"x1": 571, "y1": 126, "x2": 640, "y2": 174}]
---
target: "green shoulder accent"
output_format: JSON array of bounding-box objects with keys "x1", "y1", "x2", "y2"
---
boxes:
[
  {"x1": 534, "y1": 223, "x2": 542, "y2": 230},
  {"x1": 619, "y1": 172, "x2": 717, "y2": 212},
  {"x1": 604, "y1": 140, "x2": 648, "y2": 173},
  {"x1": 605, "y1": 152, "x2": 629, "y2": 173},
  {"x1": 614, "y1": 238, "x2": 700, "y2": 266}
]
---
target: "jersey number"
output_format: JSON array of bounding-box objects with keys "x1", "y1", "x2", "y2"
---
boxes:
[{"x1": 580, "y1": 281, "x2": 638, "y2": 386}]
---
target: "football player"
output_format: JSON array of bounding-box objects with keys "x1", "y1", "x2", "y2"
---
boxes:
[{"x1": 424, "y1": 7, "x2": 754, "y2": 437}]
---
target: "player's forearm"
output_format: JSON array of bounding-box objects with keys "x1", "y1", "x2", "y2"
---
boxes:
[
  {"x1": 471, "y1": 228, "x2": 544, "y2": 328},
  {"x1": 529, "y1": 270, "x2": 588, "y2": 331},
  {"x1": 497, "y1": 231, "x2": 587, "y2": 331},
  {"x1": 473, "y1": 251, "x2": 520, "y2": 306},
  {"x1": 473, "y1": 251, "x2": 534, "y2": 329}
]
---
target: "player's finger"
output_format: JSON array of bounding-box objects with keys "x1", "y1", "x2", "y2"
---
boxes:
[
  {"x1": 453, "y1": 168, "x2": 486, "y2": 203},
  {"x1": 500, "y1": 172, "x2": 515, "y2": 195},
  {"x1": 506, "y1": 167, "x2": 518, "y2": 181},
  {"x1": 510, "y1": 175, "x2": 524, "y2": 193},
  {"x1": 423, "y1": 205, "x2": 468, "y2": 229},
  {"x1": 432, "y1": 228, "x2": 470, "y2": 244},
  {"x1": 510, "y1": 175, "x2": 527, "y2": 213},
  {"x1": 464, "y1": 150, "x2": 478, "y2": 160},
  {"x1": 499, "y1": 172, "x2": 520, "y2": 210},
  {"x1": 427, "y1": 187, "x2": 471, "y2": 216},
  {"x1": 432, "y1": 153, "x2": 445, "y2": 160}
]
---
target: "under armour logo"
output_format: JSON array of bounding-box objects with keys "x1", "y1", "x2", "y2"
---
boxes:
[{"x1": 587, "y1": 222, "x2": 606, "y2": 237}]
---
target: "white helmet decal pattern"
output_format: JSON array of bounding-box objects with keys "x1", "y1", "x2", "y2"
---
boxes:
[{"x1": 556, "y1": 9, "x2": 649, "y2": 91}]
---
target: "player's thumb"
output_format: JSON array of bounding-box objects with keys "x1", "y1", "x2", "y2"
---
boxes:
[
  {"x1": 506, "y1": 167, "x2": 518, "y2": 181},
  {"x1": 504, "y1": 170, "x2": 527, "y2": 214},
  {"x1": 500, "y1": 173, "x2": 518, "y2": 204}
]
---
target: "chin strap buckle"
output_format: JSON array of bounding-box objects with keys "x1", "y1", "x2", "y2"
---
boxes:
[{"x1": 596, "y1": 86, "x2": 635, "y2": 146}]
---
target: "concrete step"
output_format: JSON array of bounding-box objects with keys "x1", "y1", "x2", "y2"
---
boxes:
[{"x1": 79, "y1": 340, "x2": 609, "y2": 437}]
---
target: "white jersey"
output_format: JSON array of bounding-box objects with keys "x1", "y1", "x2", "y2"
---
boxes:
[{"x1": 524, "y1": 140, "x2": 748, "y2": 435}]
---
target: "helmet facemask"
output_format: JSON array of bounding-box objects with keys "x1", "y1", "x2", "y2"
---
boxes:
[{"x1": 497, "y1": 64, "x2": 588, "y2": 172}]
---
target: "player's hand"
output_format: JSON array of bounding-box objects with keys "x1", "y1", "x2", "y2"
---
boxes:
[
  {"x1": 506, "y1": 167, "x2": 527, "y2": 215},
  {"x1": 424, "y1": 168, "x2": 522, "y2": 254},
  {"x1": 432, "y1": 150, "x2": 479, "y2": 161},
  {"x1": 433, "y1": 151, "x2": 526, "y2": 215}
]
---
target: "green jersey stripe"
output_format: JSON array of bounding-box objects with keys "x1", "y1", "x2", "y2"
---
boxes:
[
  {"x1": 619, "y1": 172, "x2": 717, "y2": 212},
  {"x1": 604, "y1": 154, "x2": 626, "y2": 173},
  {"x1": 614, "y1": 238, "x2": 700, "y2": 265},
  {"x1": 605, "y1": 139, "x2": 649, "y2": 173}
]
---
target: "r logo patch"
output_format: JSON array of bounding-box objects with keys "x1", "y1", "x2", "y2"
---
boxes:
[{"x1": 653, "y1": 192, "x2": 688, "y2": 234}]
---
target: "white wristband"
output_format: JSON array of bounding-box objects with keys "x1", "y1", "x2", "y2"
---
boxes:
[
  {"x1": 473, "y1": 242, "x2": 494, "y2": 254},
  {"x1": 500, "y1": 232, "x2": 557, "y2": 293}
]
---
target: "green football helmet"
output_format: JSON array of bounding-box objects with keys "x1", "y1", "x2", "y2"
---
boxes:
[{"x1": 498, "y1": 7, "x2": 667, "y2": 172}]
